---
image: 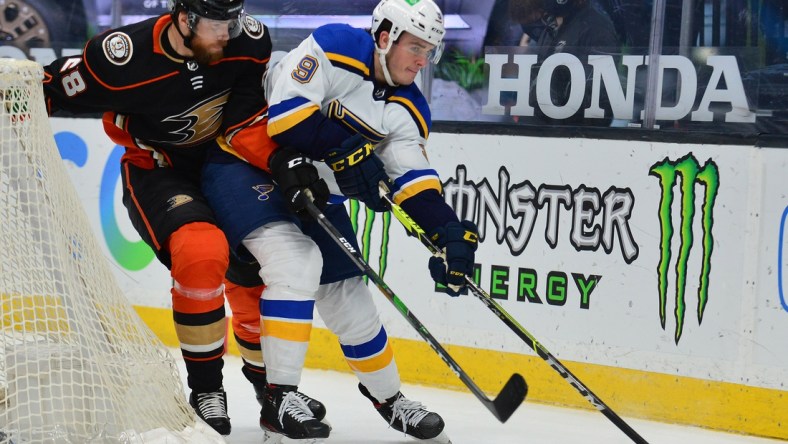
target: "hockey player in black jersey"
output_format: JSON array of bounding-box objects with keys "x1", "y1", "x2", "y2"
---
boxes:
[{"x1": 41, "y1": 0, "x2": 325, "y2": 436}]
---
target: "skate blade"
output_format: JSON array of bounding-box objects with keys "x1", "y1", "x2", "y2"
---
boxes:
[
  {"x1": 414, "y1": 430, "x2": 451, "y2": 444},
  {"x1": 261, "y1": 429, "x2": 327, "y2": 444},
  {"x1": 261, "y1": 429, "x2": 284, "y2": 444}
]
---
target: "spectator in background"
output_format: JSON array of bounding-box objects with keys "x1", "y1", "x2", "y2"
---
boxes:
[
  {"x1": 594, "y1": 0, "x2": 653, "y2": 49},
  {"x1": 483, "y1": 0, "x2": 529, "y2": 47},
  {"x1": 507, "y1": 0, "x2": 547, "y2": 46},
  {"x1": 509, "y1": 0, "x2": 622, "y2": 125}
]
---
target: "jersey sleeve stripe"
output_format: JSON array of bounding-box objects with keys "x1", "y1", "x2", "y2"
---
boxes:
[
  {"x1": 84, "y1": 55, "x2": 180, "y2": 90},
  {"x1": 268, "y1": 101, "x2": 321, "y2": 137},
  {"x1": 216, "y1": 55, "x2": 270, "y2": 64},
  {"x1": 387, "y1": 96, "x2": 429, "y2": 138},
  {"x1": 269, "y1": 96, "x2": 310, "y2": 117},
  {"x1": 392, "y1": 175, "x2": 443, "y2": 204},
  {"x1": 225, "y1": 105, "x2": 268, "y2": 135},
  {"x1": 325, "y1": 52, "x2": 370, "y2": 77}
]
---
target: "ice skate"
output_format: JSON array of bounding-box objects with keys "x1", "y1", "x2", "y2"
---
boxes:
[
  {"x1": 253, "y1": 381, "x2": 327, "y2": 421},
  {"x1": 189, "y1": 387, "x2": 231, "y2": 436},
  {"x1": 259, "y1": 383, "x2": 331, "y2": 443},
  {"x1": 359, "y1": 383, "x2": 451, "y2": 443}
]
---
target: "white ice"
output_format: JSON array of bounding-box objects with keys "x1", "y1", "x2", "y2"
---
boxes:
[{"x1": 179, "y1": 354, "x2": 782, "y2": 444}]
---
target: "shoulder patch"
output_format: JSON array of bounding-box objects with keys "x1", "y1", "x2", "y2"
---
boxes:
[
  {"x1": 242, "y1": 15, "x2": 265, "y2": 39},
  {"x1": 102, "y1": 32, "x2": 133, "y2": 65}
]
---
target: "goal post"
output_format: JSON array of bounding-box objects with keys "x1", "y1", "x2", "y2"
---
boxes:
[{"x1": 0, "y1": 59, "x2": 221, "y2": 443}]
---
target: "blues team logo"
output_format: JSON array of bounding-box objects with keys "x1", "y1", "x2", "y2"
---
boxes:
[{"x1": 253, "y1": 184, "x2": 274, "y2": 201}]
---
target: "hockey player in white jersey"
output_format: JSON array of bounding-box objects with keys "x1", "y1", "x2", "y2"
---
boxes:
[
  {"x1": 265, "y1": 1, "x2": 477, "y2": 295},
  {"x1": 200, "y1": 0, "x2": 477, "y2": 441}
]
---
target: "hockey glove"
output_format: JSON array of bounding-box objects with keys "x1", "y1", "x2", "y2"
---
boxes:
[
  {"x1": 325, "y1": 134, "x2": 391, "y2": 212},
  {"x1": 428, "y1": 221, "x2": 479, "y2": 296},
  {"x1": 269, "y1": 146, "x2": 329, "y2": 214}
]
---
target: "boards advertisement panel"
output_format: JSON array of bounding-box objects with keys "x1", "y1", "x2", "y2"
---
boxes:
[{"x1": 50, "y1": 118, "x2": 787, "y2": 437}]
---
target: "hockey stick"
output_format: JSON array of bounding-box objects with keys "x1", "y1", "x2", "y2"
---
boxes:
[
  {"x1": 380, "y1": 189, "x2": 650, "y2": 444},
  {"x1": 302, "y1": 198, "x2": 527, "y2": 423}
]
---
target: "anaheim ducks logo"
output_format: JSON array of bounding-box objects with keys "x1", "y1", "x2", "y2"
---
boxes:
[
  {"x1": 102, "y1": 32, "x2": 133, "y2": 65},
  {"x1": 242, "y1": 15, "x2": 265, "y2": 39},
  {"x1": 156, "y1": 89, "x2": 230, "y2": 146},
  {"x1": 167, "y1": 194, "x2": 193, "y2": 211}
]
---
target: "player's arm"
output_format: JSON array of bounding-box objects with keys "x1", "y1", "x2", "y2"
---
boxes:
[
  {"x1": 265, "y1": 35, "x2": 353, "y2": 160},
  {"x1": 42, "y1": 38, "x2": 115, "y2": 116},
  {"x1": 380, "y1": 105, "x2": 477, "y2": 296},
  {"x1": 220, "y1": 20, "x2": 281, "y2": 171},
  {"x1": 376, "y1": 114, "x2": 457, "y2": 234},
  {"x1": 43, "y1": 28, "x2": 172, "y2": 117},
  {"x1": 217, "y1": 20, "x2": 329, "y2": 212}
]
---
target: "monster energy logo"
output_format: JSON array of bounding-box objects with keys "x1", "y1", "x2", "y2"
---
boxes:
[
  {"x1": 349, "y1": 200, "x2": 392, "y2": 279},
  {"x1": 649, "y1": 154, "x2": 719, "y2": 344}
]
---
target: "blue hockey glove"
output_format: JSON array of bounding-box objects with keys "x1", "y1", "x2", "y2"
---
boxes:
[
  {"x1": 325, "y1": 134, "x2": 391, "y2": 212},
  {"x1": 428, "y1": 221, "x2": 478, "y2": 296},
  {"x1": 269, "y1": 146, "x2": 329, "y2": 214}
]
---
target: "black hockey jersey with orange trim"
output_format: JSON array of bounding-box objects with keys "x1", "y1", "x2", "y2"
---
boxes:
[{"x1": 43, "y1": 14, "x2": 277, "y2": 172}]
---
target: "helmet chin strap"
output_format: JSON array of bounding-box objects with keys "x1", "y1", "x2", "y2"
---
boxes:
[
  {"x1": 375, "y1": 41, "x2": 398, "y2": 87},
  {"x1": 172, "y1": 12, "x2": 194, "y2": 49}
]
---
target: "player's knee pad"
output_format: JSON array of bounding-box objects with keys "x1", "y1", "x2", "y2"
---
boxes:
[
  {"x1": 242, "y1": 222, "x2": 322, "y2": 296},
  {"x1": 169, "y1": 222, "x2": 229, "y2": 299}
]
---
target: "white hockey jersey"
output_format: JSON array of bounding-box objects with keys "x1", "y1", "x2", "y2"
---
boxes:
[{"x1": 265, "y1": 24, "x2": 443, "y2": 207}]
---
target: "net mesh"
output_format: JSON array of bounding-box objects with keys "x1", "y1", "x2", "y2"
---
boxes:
[{"x1": 0, "y1": 59, "x2": 218, "y2": 443}]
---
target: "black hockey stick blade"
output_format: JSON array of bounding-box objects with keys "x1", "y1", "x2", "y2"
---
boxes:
[
  {"x1": 302, "y1": 197, "x2": 527, "y2": 423},
  {"x1": 490, "y1": 372, "x2": 528, "y2": 423},
  {"x1": 382, "y1": 189, "x2": 649, "y2": 442}
]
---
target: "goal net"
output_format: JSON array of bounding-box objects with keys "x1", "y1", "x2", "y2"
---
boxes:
[{"x1": 0, "y1": 59, "x2": 221, "y2": 443}]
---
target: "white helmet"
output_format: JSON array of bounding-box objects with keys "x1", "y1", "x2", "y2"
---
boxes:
[{"x1": 371, "y1": 0, "x2": 445, "y2": 64}]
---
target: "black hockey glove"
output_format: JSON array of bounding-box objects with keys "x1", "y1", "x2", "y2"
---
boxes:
[
  {"x1": 269, "y1": 146, "x2": 329, "y2": 214},
  {"x1": 325, "y1": 134, "x2": 391, "y2": 212},
  {"x1": 428, "y1": 221, "x2": 479, "y2": 296}
]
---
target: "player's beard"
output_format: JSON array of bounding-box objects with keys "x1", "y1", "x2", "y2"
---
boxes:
[{"x1": 190, "y1": 35, "x2": 226, "y2": 65}]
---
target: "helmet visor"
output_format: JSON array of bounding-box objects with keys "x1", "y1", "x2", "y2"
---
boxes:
[
  {"x1": 189, "y1": 12, "x2": 243, "y2": 39},
  {"x1": 397, "y1": 40, "x2": 444, "y2": 64}
]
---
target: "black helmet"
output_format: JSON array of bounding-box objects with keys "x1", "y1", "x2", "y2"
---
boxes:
[
  {"x1": 170, "y1": 0, "x2": 244, "y2": 20},
  {"x1": 543, "y1": 0, "x2": 576, "y2": 16}
]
